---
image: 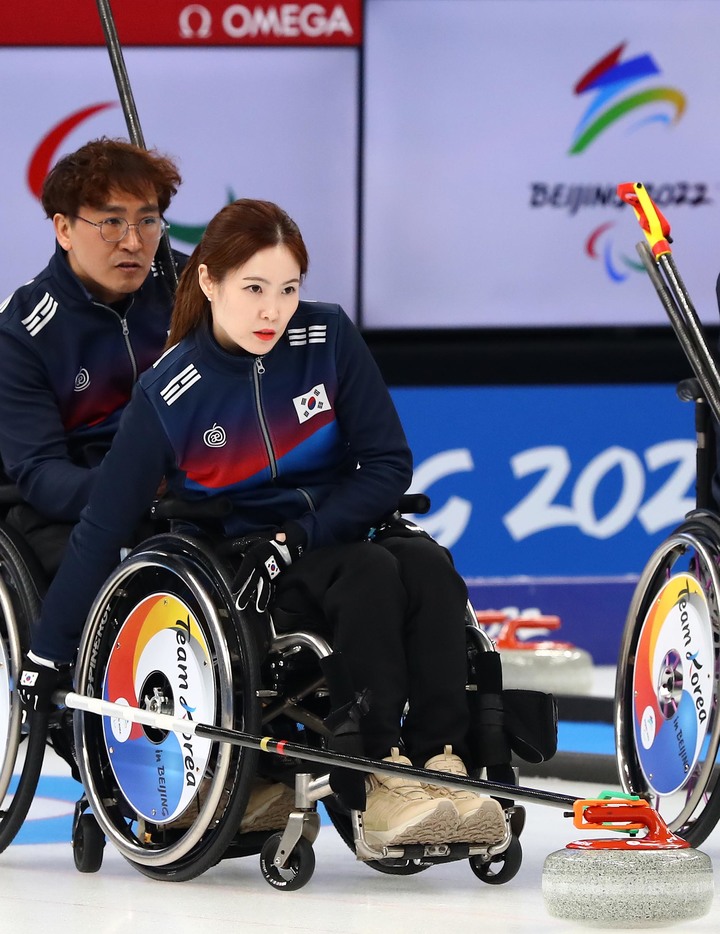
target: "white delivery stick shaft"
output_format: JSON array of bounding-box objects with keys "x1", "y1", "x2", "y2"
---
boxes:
[{"x1": 62, "y1": 690, "x2": 199, "y2": 736}]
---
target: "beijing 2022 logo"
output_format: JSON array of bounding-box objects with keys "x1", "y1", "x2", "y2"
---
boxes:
[
  {"x1": 569, "y1": 42, "x2": 685, "y2": 155},
  {"x1": 571, "y1": 42, "x2": 687, "y2": 282}
]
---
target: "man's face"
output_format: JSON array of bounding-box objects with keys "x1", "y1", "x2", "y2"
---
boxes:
[{"x1": 53, "y1": 188, "x2": 163, "y2": 304}]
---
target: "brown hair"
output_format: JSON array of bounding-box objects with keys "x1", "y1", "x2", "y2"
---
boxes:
[
  {"x1": 167, "y1": 199, "x2": 309, "y2": 346},
  {"x1": 41, "y1": 137, "x2": 181, "y2": 217}
]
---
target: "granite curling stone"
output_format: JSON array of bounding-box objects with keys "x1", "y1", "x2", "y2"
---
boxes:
[{"x1": 542, "y1": 844, "x2": 713, "y2": 927}]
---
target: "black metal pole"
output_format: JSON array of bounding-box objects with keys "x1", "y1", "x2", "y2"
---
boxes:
[
  {"x1": 94, "y1": 0, "x2": 178, "y2": 291},
  {"x1": 61, "y1": 689, "x2": 579, "y2": 811},
  {"x1": 95, "y1": 0, "x2": 145, "y2": 147},
  {"x1": 636, "y1": 241, "x2": 720, "y2": 420}
]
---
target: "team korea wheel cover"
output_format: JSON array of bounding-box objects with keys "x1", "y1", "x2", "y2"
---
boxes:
[
  {"x1": 633, "y1": 574, "x2": 714, "y2": 795},
  {"x1": 101, "y1": 593, "x2": 215, "y2": 823}
]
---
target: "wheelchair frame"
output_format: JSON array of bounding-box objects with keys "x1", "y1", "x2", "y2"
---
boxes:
[
  {"x1": 0, "y1": 488, "x2": 53, "y2": 853},
  {"x1": 62, "y1": 518, "x2": 542, "y2": 888},
  {"x1": 614, "y1": 183, "x2": 720, "y2": 846}
]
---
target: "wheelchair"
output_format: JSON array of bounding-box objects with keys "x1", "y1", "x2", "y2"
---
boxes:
[
  {"x1": 0, "y1": 482, "x2": 58, "y2": 852},
  {"x1": 615, "y1": 378, "x2": 720, "y2": 847},
  {"x1": 65, "y1": 495, "x2": 555, "y2": 888}
]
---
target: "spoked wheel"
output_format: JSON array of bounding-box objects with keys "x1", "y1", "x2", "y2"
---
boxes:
[
  {"x1": 0, "y1": 523, "x2": 47, "y2": 852},
  {"x1": 615, "y1": 513, "x2": 720, "y2": 846},
  {"x1": 74, "y1": 533, "x2": 261, "y2": 881},
  {"x1": 259, "y1": 832, "x2": 315, "y2": 891}
]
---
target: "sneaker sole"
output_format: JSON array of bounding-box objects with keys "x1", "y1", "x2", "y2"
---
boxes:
[
  {"x1": 364, "y1": 799, "x2": 458, "y2": 848},
  {"x1": 450, "y1": 799, "x2": 507, "y2": 844}
]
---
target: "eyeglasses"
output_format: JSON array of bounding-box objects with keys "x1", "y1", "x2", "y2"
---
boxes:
[{"x1": 72, "y1": 214, "x2": 169, "y2": 243}]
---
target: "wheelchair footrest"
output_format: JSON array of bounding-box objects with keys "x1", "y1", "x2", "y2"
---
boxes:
[{"x1": 362, "y1": 841, "x2": 504, "y2": 864}]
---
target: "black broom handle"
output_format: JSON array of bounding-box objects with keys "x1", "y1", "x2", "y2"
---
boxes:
[{"x1": 95, "y1": 0, "x2": 179, "y2": 292}]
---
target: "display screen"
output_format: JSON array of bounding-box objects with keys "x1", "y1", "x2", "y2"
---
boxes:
[
  {"x1": 0, "y1": 44, "x2": 358, "y2": 316},
  {"x1": 361, "y1": 0, "x2": 720, "y2": 329},
  {"x1": 2, "y1": 0, "x2": 720, "y2": 330}
]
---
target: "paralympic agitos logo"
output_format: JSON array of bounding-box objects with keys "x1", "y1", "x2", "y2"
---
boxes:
[{"x1": 27, "y1": 104, "x2": 216, "y2": 246}]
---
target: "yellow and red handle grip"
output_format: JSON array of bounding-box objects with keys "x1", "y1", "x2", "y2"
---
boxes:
[{"x1": 617, "y1": 182, "x2": 673, "y2": 259}]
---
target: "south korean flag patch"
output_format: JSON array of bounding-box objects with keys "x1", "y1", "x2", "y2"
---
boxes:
[{"x1": 293, "y1": 383, "x2": 331, "y2": 423}]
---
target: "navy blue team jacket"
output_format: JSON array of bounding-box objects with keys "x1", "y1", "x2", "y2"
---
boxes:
[
  {"x1": 34, "y1": 302, "x2": 413, "y2": 661},
  {"x1": 0, "y1": 243, "x2": 184, "y2": 520}
]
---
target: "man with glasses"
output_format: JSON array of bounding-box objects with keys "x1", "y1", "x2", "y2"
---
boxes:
[{"x1": 0, "y1": 137, "x2": 184, "y2": 576}]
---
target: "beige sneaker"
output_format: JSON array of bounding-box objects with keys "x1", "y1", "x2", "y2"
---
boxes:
[
  {"x1": 423, "y1": 745, "x2": 506, "y2": 844},
  {"x1": 362, "y1": 748, "x2": 459, "y2": 848},
  {"x1": 163, "y1": 775, "x2": 214, "y2": 830},
  {"x1": 239, "y1": 777, "x2": 296, "y2": 833}
]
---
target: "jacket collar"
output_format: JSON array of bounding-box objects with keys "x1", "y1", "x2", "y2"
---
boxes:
[{"x1": 195, "y1": 311, "x2": 291, "y2": 374}]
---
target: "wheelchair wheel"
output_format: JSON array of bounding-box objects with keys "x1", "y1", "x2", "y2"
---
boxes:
[
  {"x1": 73, "y1": 811, "x2": 105, "y2": 873},
  {"x1": 615, "y1": 513, "x2": 720, "y2": 846},
  {"x1": 74, "y1": 533, "x2": 261, "y2": 881},
  {"x1": 469, "y1": 834, "x2": 522, "y2": 884},
  {"x1": 259, "y1": 832, "x2": 315, "y2": 891},
  {"x1": 0, "y1": 523, "x2": 47, "y2": 852}
]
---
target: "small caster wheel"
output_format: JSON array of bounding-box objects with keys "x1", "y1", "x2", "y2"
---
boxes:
[
  {"x1": 73, "y1": 812, "x2": 105, "y2": 873},
  {"x1": 470, "y1": 834, "x2": 522, "y2": 885},
  {"x1": 259, "y1": 833, "x2": 315, "y2": 891}
]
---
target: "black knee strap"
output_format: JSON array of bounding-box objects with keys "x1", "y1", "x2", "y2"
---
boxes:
[{"x1": 320, "y1": 654, "x2": 370, "y2": 811}]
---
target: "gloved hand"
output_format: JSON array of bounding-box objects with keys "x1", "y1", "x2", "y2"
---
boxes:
[
  {"x1": 368, "y1": 515, "x2": 433, "y2": 543},
  {"x1": 234, "y1": 524, "x2": 306, "y2": 613},
  {"x1": 18, "y1": 651, "x2": 66, "y2": 714}
]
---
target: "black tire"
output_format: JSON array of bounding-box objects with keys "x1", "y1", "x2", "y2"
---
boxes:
[
  {"x1": 615, "y1": 513, "x2": 720, "y2": 846},
  {"x1": 259, "y1": 832, "x2": 315, "y2": 891},
  {"x1": 0, "y1": 522, "x2": 47, "y2": 852},
  {"x1": 469, "y1": 834, "x2": 522, "y2": 884},
  {"x1": 74, "y1": 534, "x2": 261, "y2": 881},
  {"x1": 0, "y1": 710, "x2": 49, "y2": 853},
  {"x1": 73, "y1": 812, "x2": 106, "y2": 873}
]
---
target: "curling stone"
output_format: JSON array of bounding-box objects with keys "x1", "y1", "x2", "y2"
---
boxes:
[
  {"x1": 542, "y1": 798, "x2": 714, "y2": 927},
  {"x1": 476, "y1": 608, "x2": 594, "y2": 695}
]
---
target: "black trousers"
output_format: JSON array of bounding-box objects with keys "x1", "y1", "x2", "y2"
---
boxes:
[
  {"x1": 5, "y1": 503, "x2": 74, "y2": 578},
  {"x1": 274, "y1": 535, "x2": 470, "y2": 766}
]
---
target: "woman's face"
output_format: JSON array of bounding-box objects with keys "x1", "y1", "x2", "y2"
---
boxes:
[{"x1": 199, "y1": 244, "x2": 301, "y2": 354}]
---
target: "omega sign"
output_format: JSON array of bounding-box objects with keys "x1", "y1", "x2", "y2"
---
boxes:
[{"x1": 179, "y1": 3, "x2": 355, "y2": 40}]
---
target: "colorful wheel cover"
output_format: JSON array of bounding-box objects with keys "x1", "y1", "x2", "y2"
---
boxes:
[
  {"x1": 633, "y1": 574, "x2": 714, "y2": 795},
  {"x1": 102, "y1": 593, "x2": 216, "y2": 823}
]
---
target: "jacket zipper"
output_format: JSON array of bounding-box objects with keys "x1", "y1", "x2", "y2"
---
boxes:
[
  {"x1": 252, "y1": 356, "x2": 278, "y2": 478},
  {"x1": 120, "y1": 317, "x2": 138, "y2": 381},
  {"x1": 297, "y1": 488, "x2": 316, "y2": 511},
  {"x1": 93, "y1": 297, "x2": 138, "y2": 382}
]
